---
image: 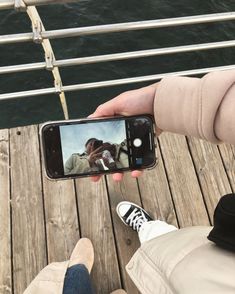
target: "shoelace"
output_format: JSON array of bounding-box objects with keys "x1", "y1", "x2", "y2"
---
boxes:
[{"x1": 126, "y1": 208, "x2": 148, "y2": 232}]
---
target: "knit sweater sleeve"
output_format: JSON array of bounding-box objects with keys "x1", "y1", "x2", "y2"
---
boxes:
[{"x1": 154, "y1": 69, "x2": 235, "y2": 145}]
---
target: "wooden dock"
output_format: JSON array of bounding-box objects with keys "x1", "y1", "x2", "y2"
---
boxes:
[{"x1": 0, "y1": 125, "x2": 234, "y2": 294}]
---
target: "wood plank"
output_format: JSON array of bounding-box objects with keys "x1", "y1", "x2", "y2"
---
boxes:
[
  {"x1": 10, "y1": 126, "x2": 47, "y2": 294},
  {"x1": 106, "y1": 173, "x2": 141, "y2": 294},
  {"x1": 159, "y1": 133, "x2": 210, "y2": 227},
  {"x1": 42, "y1": 177, "x2": 80, "y2": 262},
  {"x1": 138, "y1": 141, "x2": 178, "y2": 227},
  {"x1": 187, "y1": 137, "x2": 232, "y2": 222},
  {"x1": 219, "y1": 144, "x2": 235, "y2": 192},
  {"x1": 39, "y1": 123, "x2": 80, "y2": 262},
  {"x1": 0, "y1": 129, "x2": 12, "y2": 294},
  {"x1": 75, "y1": 177, "x2": 121, "y2": 294}
]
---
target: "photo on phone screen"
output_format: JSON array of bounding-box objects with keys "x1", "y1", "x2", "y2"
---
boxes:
[
  {"x1": 60, "y1": 120, "x2": 129, "y2": 175},
  {"x1": 41, "y1": 115, "x2": 156, "y2": 179}
]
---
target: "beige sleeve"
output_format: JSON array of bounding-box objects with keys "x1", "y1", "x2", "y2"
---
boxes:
[{"x1": 154, "y1": 69, "x2": 235, "y2": 145}]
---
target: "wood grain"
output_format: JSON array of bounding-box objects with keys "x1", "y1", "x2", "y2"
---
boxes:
[
  {"x1": 0, "y1": 130, "x2": 11, "y2": 294},
  {"x1": 42, "y1": 176, "x2": 80, "y2": 262},
  {"x1": 187, "y1": 137, "x2": 232, "y2": 222},
  {"x1": 107, "y1": 173, "x2": 141, "y2": 294},
  {"x1": 159, "y1": 133, "x2": 210, "y2": 227},
  {"x1": 3, "y1": 124, "x2": 234, "y2": 293},
  {"x1": 75, "y1": 177, "x2": 121, "y2": 294},
  {"x1": 219, "y1": 144, "x2": 235, "y2": 192},
  {"x1": 10, "y1": 126, "x2": 47, "y2": 294},
  {"x1": 138, "y1": 141, "x2": 178, "y2": 227},
  {"x1": 39, "y1": 123, "x2": 80, "y2": 262}
]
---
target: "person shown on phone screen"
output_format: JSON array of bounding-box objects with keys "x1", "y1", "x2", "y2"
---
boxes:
[{"x1": 64, "y1": 137, "x2": 129, "y2": 175}]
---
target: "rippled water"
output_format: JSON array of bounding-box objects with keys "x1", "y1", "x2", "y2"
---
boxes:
[{"x1": 0, "y1": 0, "x2": 235, "y2": 128}]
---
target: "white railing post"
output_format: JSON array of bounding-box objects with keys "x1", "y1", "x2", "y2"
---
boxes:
[
  {"x1": 14, "y1": 0, "x2": 27, "y2": 11},
  {"x1": 26, "y1": 6, "x2": 69, "y2": 119}
]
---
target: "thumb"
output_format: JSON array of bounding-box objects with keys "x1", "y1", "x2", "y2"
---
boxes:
[{"x1": 89, "y1": 98, "x2": 123, "y2": 118}]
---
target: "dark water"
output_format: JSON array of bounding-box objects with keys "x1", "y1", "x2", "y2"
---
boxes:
[{"x1": 0, "y1": 0, "x2": 235, "y2": 129}]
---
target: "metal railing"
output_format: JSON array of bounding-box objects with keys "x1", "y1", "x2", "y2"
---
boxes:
[
  {"x1": 1, "y1": 40, "x2": 235, "y2": 75},
  {"x1": 0, "y1": 0, "x2": 78, "y2": 10},
  {"x1": 0, "y1": 0, "x2": 235, "y2": 118},
  {"x1": 1, "y1": 12, "x2": 235, "y2": 45}
]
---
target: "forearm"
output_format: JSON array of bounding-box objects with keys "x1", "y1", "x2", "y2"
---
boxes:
[{"x1": 154, "y1": 70, "x2": 235, "y2": 145}]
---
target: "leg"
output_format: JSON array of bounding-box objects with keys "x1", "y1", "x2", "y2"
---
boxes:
[
  {"x1": 63, "y1": 264, "x2": 95, "y2": 294},
  {"x1": 63, "y1": 238, "x2": 95, "y2": 294},
  {"x1": 116, "y1": 201, "x2": 178, "y2": 243},
  {"x1": 138, "y1": 220, "x2": 178, "y2": 243}
]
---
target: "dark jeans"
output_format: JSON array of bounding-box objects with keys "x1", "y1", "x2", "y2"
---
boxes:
[{"x1": 62, "y1": 264, "x2": 95, "y2": 294}]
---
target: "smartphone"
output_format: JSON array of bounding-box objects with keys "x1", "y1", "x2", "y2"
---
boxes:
[{"x1": 40, "y1": 115, "x2": 157, "y2": 180}]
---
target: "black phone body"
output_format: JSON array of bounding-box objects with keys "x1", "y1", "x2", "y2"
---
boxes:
[{"x1": 40, "y1": 115, "x2": 157, "y2": 180}]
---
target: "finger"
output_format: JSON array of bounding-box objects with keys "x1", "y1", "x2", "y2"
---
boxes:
[
  {"x1": 87, "y1": 114, "x2": 95, "y2": 118},
  {"x1": 90, "y1": 147, "x2": 103, "y2": 157},
  {"x1": 92, "y1": 145, "x2": 104, "y2": 154},
  {"x1": 89, "y1": 141, "x2": 96, "y2": 153},
  {"x1": 91, "y1": 175, "x2": 101, "y2": 182},
  {"x1": 156, "y1": 127, "x2": 163, "y2": 137},
  {"x1": 89, "y1": 97, "x2": 123, "y2": 118},
  {"x1": 89, "y1": 103, "x2": 115, "y2": 118},
  {"x1": 131, "y1": 170, "x2": 143, "y2": 178},
  {"x1": 103, "y1": 142, "x2": 111, "y2": 147},
  {"x1": 91, "y1": 142, "x2": 105, "y2": 154},
  {"x1": 112, "y1": 173, "x2": 123, "y2": 182},
  {"x1": 93, "y1": 152, "x2": 103, "y2": 159}
]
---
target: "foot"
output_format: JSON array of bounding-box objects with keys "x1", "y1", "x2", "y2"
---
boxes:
[
  {"x1": 110, "y1": 290, "x2": 127, "y2": 294},
  {"x1": 69, "y1": 238, "x2": 94, "y2": 273},
  {"x1": 116, "y1": 201, "x2": 153, "y2": 232}
]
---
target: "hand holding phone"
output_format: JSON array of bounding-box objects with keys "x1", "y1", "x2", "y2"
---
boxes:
[
  {"x1": 89, "y1": 84, "x2": 161, "y2": 181},
  {"x1": 40, "y1": 115, "x2": 157, "y2": 180}
]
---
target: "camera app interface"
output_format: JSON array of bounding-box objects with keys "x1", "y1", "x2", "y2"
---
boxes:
[{"x1": 60, "y1": 120, "x2": 129, "y2": 175}]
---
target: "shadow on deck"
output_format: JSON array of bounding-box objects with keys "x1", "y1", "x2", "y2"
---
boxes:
[{"x1": 0, "y1": 124, "x2": 234, "y2": 294}]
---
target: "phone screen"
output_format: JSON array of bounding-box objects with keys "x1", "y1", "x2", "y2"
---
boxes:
[{"x1": 41, "y1": 115, "x2": 156, "y2": 179}]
